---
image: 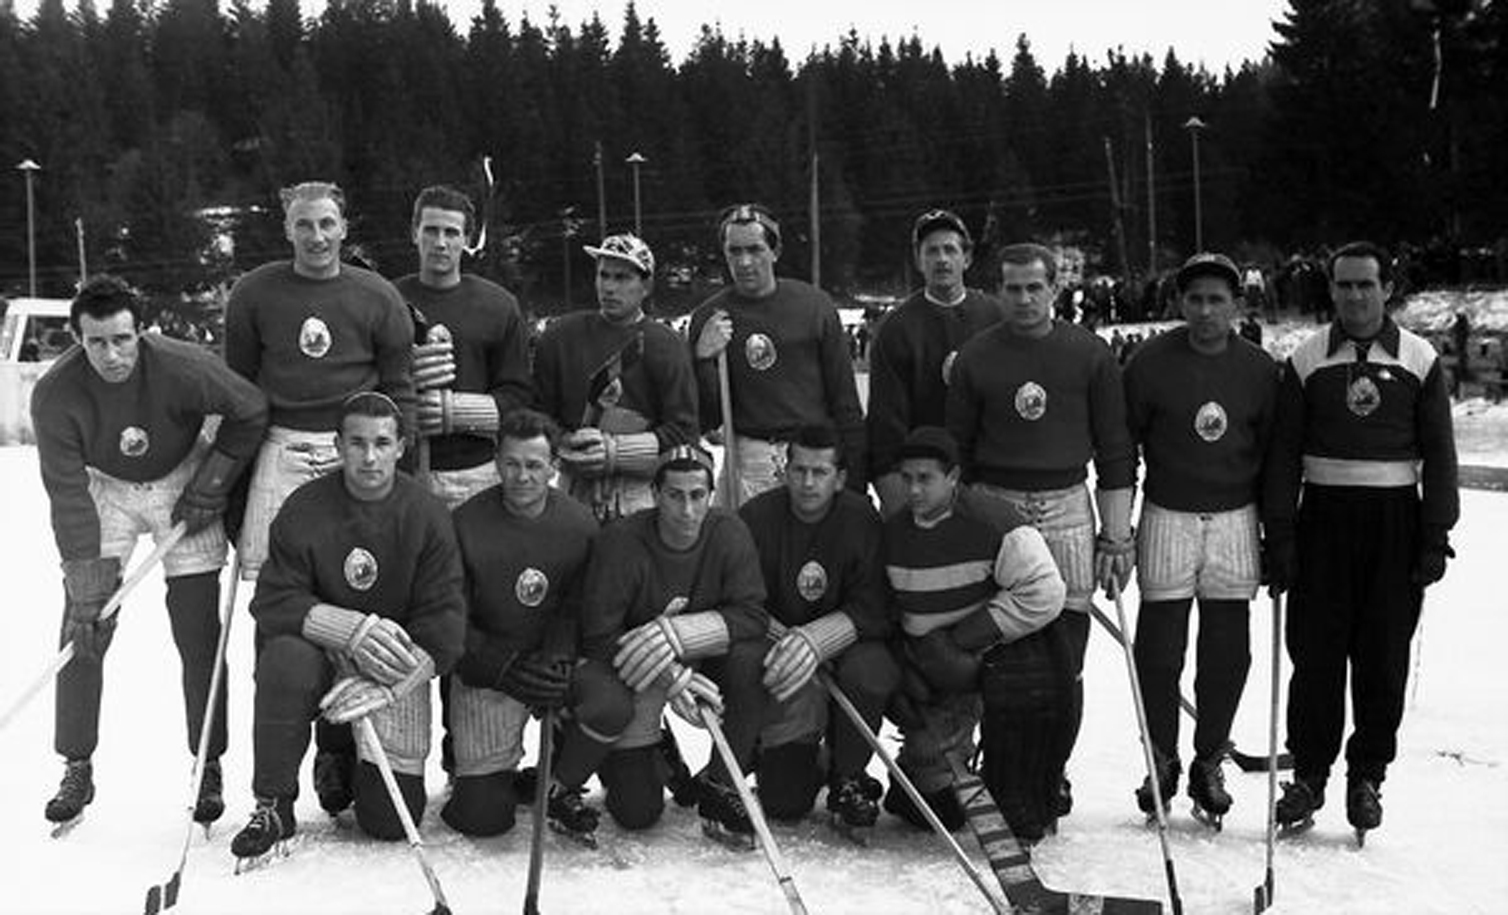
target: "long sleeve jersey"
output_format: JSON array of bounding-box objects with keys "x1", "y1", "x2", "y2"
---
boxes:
[
  {"x1": 688, "y1": 279, "x2": 868, "y2": 490},
  {"x1": 737, "y1": 487, "x2": 890, "y2": 640},
  {"x1": 393, "y1": 273, "x2": 533, "y2": 471},
  {"x1": 250, "y1": 473, "x2": 465, "y2": 673},
  {"x1": 533, "y1": 311, "x2": 698, "y2": 448},
  {"x1": 1263, "y1": 318, "x2": 1459, "y2": 540},
  {"x1": 866, "y1": 289, "x2": 1002, "y2": 479},
  {"x1": 578, "y1": 509, "x2": 768, "y2": 663},
  {"x1": 225, "y1": 261, "x2": 415, "y2": 436},
  {"x1": 1124, "y1": 328, "x2": 1278, "y2": 513},
  {"x1": 451, "y1": 487, "x2": 597, "y2": 664},
  {"x1": 882, "y1": 488, "x2": 1064, "y2": 643},
  {"x1": 32, "y1": 334, "x2": 269, "y2": 561},
  {"x1": 946, "y1": 320, "x2": 1134, "y2": 491}
]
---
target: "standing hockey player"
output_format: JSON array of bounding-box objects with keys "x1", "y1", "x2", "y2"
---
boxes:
[
  {"x1": 441, "y1": 409, "x2": 631, "y2": 842},
  {"x1": 689, "y1": 204, "x2": 867, "y2": 501},
  {"x1": 569, "y1": 445, "x2": 770, "y2": 846},
  {"x1": 946, "y1": 242, "x2": 1136, "y2": 820},
  {"x1": 882, "y1": 427, "x2": 1068, "y2": 843},
  {"x1": 867, "y1": 209, "x2": 1001, "y2": 515},
  {"x1": 1123, "y1": 253, "x2": 1279, "y2": 826},
  {"x1": 32, "y1": 275, "x2": 267, "y2": 830},
  {"x1": 738, "y1": 424, "x2": 897, "y2": 838},
  {"x1": 225, "y1": 180, "x2": 417, "y2": 818},
  {"x1": 533, "y1": 233, "x2": 698, "y2": 521},
  {"x1": 1264, "y1": 242, "x2": 1458, "y2": 843},
  {"x1": 230, "y1": 393, "x2": 463, "y2": 864}
]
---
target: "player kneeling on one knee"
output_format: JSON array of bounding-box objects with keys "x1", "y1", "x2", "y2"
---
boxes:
[
  {"x1": 231, "y1": 393, "x2": 464, "y2": 861},
  {"x1": 738, "y1": 424, "x2": 898, "y2": 828},
  {"x1": 881, "y1": 428, "x2": 1069, "y2": 843}
]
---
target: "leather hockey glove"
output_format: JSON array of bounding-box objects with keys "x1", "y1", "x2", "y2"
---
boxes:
[
  {"x1": 614, "y1": 612, "x2": 728, "y2": 691},
  {"x1": 762, "y1": 613, "x2": 857, "y2": 702},
  {"x1": 1261, "y1": 536, "x2": 1297, "y2": 595},
  {"x1": 172, "y1": 449, "x2": 245, "y2": 535},
  {"x1": 499, "y1": 654, "x2": 574, "y2": 710},
  {"x1": 412, "y1": 334, "x2": 456, "y2": 391},
  {"x1": 1094, "y1": 487, "x2": 1136, "y2": 594},
  {"x1": 662, "y1": 663, "x2": 724, "y2": 730},
  {"x1": 1412, "y1": 528, "x2": 1455, "y2": 587},
  {"x1": 319, "y1": 646, "x2": 434, "y2": 725},
  {"x1": 559, "y1": 427, "x2": 609, "y2": 477},
  {"x1": 62, "y1": 557, "x2": 121, "y2": 661},
  {"x1": 304, "y1": 605, "x2": 420, "y2": 686}
]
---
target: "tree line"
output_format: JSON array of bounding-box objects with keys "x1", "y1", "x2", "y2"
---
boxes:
[{"x1": 1, "y1": 0, "x2": 1504, "y2": 319}]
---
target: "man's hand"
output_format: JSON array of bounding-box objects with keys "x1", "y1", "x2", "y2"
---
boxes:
[
  {"x1": 1262, "y1": 537, "x2": 1296, "y2": 596},
  {"x1": 666, "y1": 666, "x2": 723, "y2": 729},
  {"x1": 559, "y1": 427, "x2": 609, "y2": 477},
  {"x1": 172, "y1": 449, "x2": 242, "y2": 535},
  {"x1": 1094, "y1": 533, "x2": 1135, "y2": 595},
  {"x1": 693, "y1": 310, "x2": 732, "y2": 360},
  {"x1": 614, "y1": 618, "x2": 681, "y2": 691},
  {"x1": 61, "y1": 557, "x2": 121, "y2": 661},
  {"x1": 1413, "y1": 540, "x2": 1455, "y2": 587},
  {"x1": 347, "y1": 615, "x2": 421, "y2": 685},
  {"x1": 762, "y1": 627, "x2": 820, "y2": 702}
]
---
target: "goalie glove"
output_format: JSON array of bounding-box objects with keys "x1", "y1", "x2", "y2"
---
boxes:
[
  {"x1": 613, "y1": 612, "x2": 728, "y2": 691},
  {"x1": 304, "y1": 605, "x2": 420, "y2": 686},
  {"x1": 318, "y1": 646, "x2": 435, "y2": 724}
]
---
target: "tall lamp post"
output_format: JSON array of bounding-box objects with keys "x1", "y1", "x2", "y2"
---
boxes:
[
  {"x1": 1182, "y1": 117, "x2": 1206, "y2": 252},
  {"x1": 625, "y1": 152, "x2": 646, "y2": 236},
  {"x1": 17, "y1": 159, "x2": 41, "y2": 297}
]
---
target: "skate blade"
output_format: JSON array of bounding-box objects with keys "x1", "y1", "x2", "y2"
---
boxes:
[
  {"x1": 828, "y1": 813, "x2": 873, "y2": 847},
  {"x1": 233, "y1": 837, "x2": 296, "y2": 874},
  {"x1": 700, "y1": 819, "x2": 755, "y2": 851},
  {"x1": 48, "y1": 813, "x2": 86, "y2": 839},
  {"x1": 547, "y1": 820, "x2": 599, "y2": 849},
  {"x1": 1190, "y1": 802, "x2": 1225, "y2": 831},
  {"x1": 1353, "y1": 826, "x2": 1372, "y2": 848},
  {"x1": 1277, "y1": 816, "x2": 1315, "y2": 837}
]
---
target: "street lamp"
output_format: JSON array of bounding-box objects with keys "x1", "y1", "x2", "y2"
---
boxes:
[
  {"x1": 1182, "y1": 117, "x2": 1206, "y2": 252},
  {"x1": 17, "y1": 159, "x2": 40, "y2": 297},
  {"x1": 625, "y1": 152, "x2": 646, "y2": 236}
]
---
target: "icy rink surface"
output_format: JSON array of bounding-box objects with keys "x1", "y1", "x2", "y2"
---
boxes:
[{"x1": 0, "y1": 445, "x2": 1504, "y2": 914}]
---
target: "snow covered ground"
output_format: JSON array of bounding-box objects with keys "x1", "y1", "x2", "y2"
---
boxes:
[{"x1": 1, "y1": 442, "x2": 1505, "y2": 914}]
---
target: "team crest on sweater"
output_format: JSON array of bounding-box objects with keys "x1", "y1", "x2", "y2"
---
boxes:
[
  {"x1": 1347, "y1": 375, "x2": 1381, "y2": 417},
  {"x1": 343, "y1": 547, "x2": 378, "y2": 591},
  {"x1": 664, "y1": 596, "x2": 688, "y2": 616},
  {"x1": 744, "y1": 333, "x2": 777, "y2": 371},
  {"x1": 299, "y1": 316, "x2": 332, "y2": 359},
  {"x1": 796, "y1": 561, "x2": 828, "y2": 602},
  {"x1": 1194, "y1": 401, "x2": 1228, "y2": 442},
  {"x1": 1014, "y1": 382, "x2": 1048, "y2": 421},
  {"x1": 118, "y1": 426, "x2": 150, "y2": 458},
  {"x1": 516, "y1": 568, "x2": 549, "y2": 607}
]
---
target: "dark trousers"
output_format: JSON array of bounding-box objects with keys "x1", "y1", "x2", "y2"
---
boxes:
[
  {"x1": 1134, "y1": 597, "x2": 1251, "y2": 762},
  {"x1": 1050, "y1": 610, "x2": 1090, "y2": 775},
  {"x1": 827, "y1": 640, "x2": 901, "y2": 777},
  {"x1": 55, "y1": 571, "x2": 226, "y2": 761},
  {"x1": 250, "y1": 635, "x2": 337, "y2": 801},
  {"x1": 1287, "y1": 485, "x2": 1422, "y2": 785}
]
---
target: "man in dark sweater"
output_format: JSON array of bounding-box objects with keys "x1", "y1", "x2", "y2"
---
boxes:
[
  {"x1": 1123, "y1": 252, "x2": 1278, "y2": 825},
  {"x1": 32, "y1": 275, "x2": 267, "y2": 830}
]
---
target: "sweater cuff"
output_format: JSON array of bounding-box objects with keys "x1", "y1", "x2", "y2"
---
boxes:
[
  {"x1": 801, "y1": 612, "x2": 858, "y2": 662},
  {"x1": 445, "y1": 392, "x2": 500, "y2": 435},
  {"x1": 609, "y1": 432, "x2": 661, "y2": 476},
  {"x1": 669, "y1": 611, "x2": 728, "y2": 660},
  {"x1": 303, "y1": 603, "x2": 367, "y2": 653}
]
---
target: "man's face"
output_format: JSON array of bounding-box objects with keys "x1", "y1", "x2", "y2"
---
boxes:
[
  {"x1": 497, "y1": 434, "x2": 555, "y2": 517},
  {"x1": 596, "y1": 259, "x2": 651, "y2": 324},
  {"x1": 1000, "y1": 259, "x2": 1055, "y2": 337},
  {"x1": 413, "y1": 206, "x2": 467, "y2": 287},
  {"x1": 898, "y1": 456, "x2": 958, "y2": 524},
  {"x1": 1330, "y1": 255, "x2": 1391, "y2": 339},
  {"x1": 916, "y1": 230, "x2": 971, "y2": 300},
  {"x1": 1180, "y1": 276, "x2": 1239, "y2": 349},
  {"x1": 285, "y1": 196, "x2": 346, "y2": 279},
  {"x1": 655, "y1": 468, "x2": 712, "y2": 547},
  {"x1": 784, "y1": 444, "x2": 845, "y2": 523},
  {"x1": 76, "y1": 310, "x2": 140, "y2": 384},
  {"x1": 723, "y1": 222, "x2": 779, "y2": 298},
  {"x1": 338, "y1": 413, "x2": 405, "y2": 501}
]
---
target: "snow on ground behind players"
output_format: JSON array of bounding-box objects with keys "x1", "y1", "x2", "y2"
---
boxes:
[{"x1": 1, "y1": 444, "x2": 1505, "y2": 913}]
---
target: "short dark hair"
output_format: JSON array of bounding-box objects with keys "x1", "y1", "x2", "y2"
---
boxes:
[
  {"x1": 70, "y1": 274, "x2": 142, "y2": 334},
  {"x1": 280, "y1": 180, "x2": 346, "y2": 217},
  {"x1": 895, "y1": 425, "x2": 959, "y2": 472},
  {"x1": 1328, "y1": 241, "x2": 1393, "y2": 285},
  {"x1": 497, "y1": 408, "x2": 561, "y2": 456},
  {"x1": 339, "y1": 390, "x2": 404, "y2": 438},
  {"x1": 998, "y1": 243, "x2": 1059, "y2": 285},
  {"x1": 411, "y1": 184, "x2": 476, "y2": 239},
  {"x1": 789, "y1": 423, "x2": 846, "y2": 472},
  {"x1": 717, "y1": 203, "x2": 782, "y2": 251},
  {"x1": 653, "y1": 443, "x2": 715, "y2": 491}
]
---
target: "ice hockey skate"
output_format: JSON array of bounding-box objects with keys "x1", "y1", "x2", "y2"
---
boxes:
[
  {"x1": 231, "y1": 797, "x2": 296, "y2": 874},
  {"x1": 825, "y1": 773, "x2": 880, "y2": 845},
  {"x1": 1347, "y1": 777, "x2": 1382, "y2": 847},
  {"x1": 1134, "y1": 756, "x2": 1180, "y2": 824},
  {"x1": 45, "y1": 759, "x2": 95, "y2": 838},
  {"x1": 696, "y1": 769, "x2": 754, "y2": 851},
  {"x1": 1186, "y1": 755, "x2": 1232, "y2": 830},
  {"x1": 1276, "y1": 777, "x2": 1325, "y2": 836},
  {"x1": 545, "y1": 783, "x2": 601, "y2": 849}
]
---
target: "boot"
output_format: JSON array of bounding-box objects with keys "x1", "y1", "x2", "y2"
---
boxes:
[
  {"x1": 1187, "y1": 755, "x2": 1232, "y2": 827},
  {"x1": 546, "y1": 783, "x2": 600, "y2": 844},
  {"x1": 1346, "y1": 777, "x2": 1382, "y2": 833},
  {"x1": 696, "y1": 767, "x2": 753, "y2": 849},
  {"x1": 231, "y1": 796, "x2": 296, "y2": 862},
  {"x1": 1275, "y1": 776, "x2": 1326, "y2": 830},
  {"x1": 313, "y1": 749, "x2": 355, "y2": 815},
  {"x1": 44, "y1": 758, "x2": 95, "y2": 824},
  {"x1": 194, "y1": 759, "x2": 225, "y2": 824},
  {"x1": 1135, "y1": 754, "x2": 1181, "y2": 817}
]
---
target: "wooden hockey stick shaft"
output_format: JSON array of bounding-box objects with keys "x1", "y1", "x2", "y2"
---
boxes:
[
  {"x1": 523, "y1": 710, "x2": 556, "y2": 915},
  {"x1": 357, "y1": 717, "x2": 453, "y2": 915}
]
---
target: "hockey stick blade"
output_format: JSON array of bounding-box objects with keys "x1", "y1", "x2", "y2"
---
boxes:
[{"x1": 1230, "y1": 747, "x2": 1293, "y2": 774}]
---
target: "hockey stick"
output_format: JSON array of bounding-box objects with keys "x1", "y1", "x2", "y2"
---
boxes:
[
  {"x1": 0, "y1": 522, "x2": 187, "y2": 733},
  {"x1": 716, "y1": 349, "x2": 742, "y2": 508},
  {"x1": 698, "y1": 705, "x2": 808, "y2": 915},
  {"x1": 1111, "y1": 586, "x2": 1183, "y2": 915},
  {"x1": 523, "y1": 710, "x2": 555, "y2": 915},
  {"x1": 1086, "y1": 603, "x2": 1291, "y2": 774},
  {"x1": 355, "y1": 716, "x2": 454, "y2": 915},
  {"x1": 817, "y1": 671, "x2": 1008, "y2": 914},
  {"x1": 1253, "y1": 592, "x2": 1283, "y2": 914},
  {"x1": 143, "y1": 554, "x2": 241, "y2": 914}
]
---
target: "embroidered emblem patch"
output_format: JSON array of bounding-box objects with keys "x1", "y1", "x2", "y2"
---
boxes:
[
  {"x1": 299, "y1": 316, "x2": 332, "y2": 359},
  {"x1": 1347, "y1": 376, "x2": 1381, "y2": 418},
  {"x1": 343, "y1": 547, "x2": 378, "y2": 591},
  {"x1": 1014, "y1": 382, "x2": 1048, "y2": 421},
  {"x1": 1194, "y1": 401, "x2": 1228, "y2": 443},
  {"x1": 119, "y1": 426, "x2": 150, "y2": 458},
  {"x1": 796, "y1": 560, "x2": 828, "y2": 602},
  {"x1": 745, "y1": 333, "x2": 777, "y2": 371},
  {"x1": 516, "y1": 568, "x2": 549, "y2": 607}
]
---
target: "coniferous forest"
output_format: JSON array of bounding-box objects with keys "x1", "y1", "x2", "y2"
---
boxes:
[{"x1": 1, "y1": 0, "x2": 1504, "y2": 317}]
